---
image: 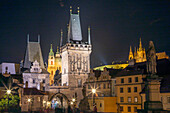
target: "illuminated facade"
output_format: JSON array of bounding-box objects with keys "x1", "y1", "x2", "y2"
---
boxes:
[
  {"x1": 156, "y1": 52, "x2": 169, "y2": 60},
  {"x1": 116, "y1": 71, "x2": 144, "y2": 113},
  {"x1": 128, "y1": 38, "x2": 146, "y2": 63},
  {"x1": 85, "y1": 68, "x2": 119, "y2": 112},
  {"x1": 47, "y1": 45, "x2": 62, "y2": 85}
]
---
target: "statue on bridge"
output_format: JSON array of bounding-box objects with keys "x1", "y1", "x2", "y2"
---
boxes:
[{"x1": 146, "y1": 41, "x2": 157, "y2": 75}]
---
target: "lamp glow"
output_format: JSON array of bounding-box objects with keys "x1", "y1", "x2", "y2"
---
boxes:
[
  {"x1": 72, "y1": 98, "x2": 75, "y2": 102},
  {"x1": 28, "y1": 98, "x2": 31, "y2": 102},
  {"x1": 71, "y1": 102, "x2": 73, "y2": 105},
  {"x1": 92, "y1": 88, "x2": 96, "y2": 94},
  {"x1": 7, "y1": 90, "x2": 11, "y2": 95}
]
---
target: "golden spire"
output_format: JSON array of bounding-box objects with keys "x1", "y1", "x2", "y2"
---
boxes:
[
  {"x1": 139, "y1": 37, "x2": 142, "y2": 51},
  {"x1": 70, "y1": 6, "x2": 72, "y2": 14},
  {"x1": 77, "y1": 7, "x2": 80, "y2": 14},
  {"x1": 128, "y1": 46, "x2": 134, "y2": 60},
  {"x1": 130, "y1": 46, "x2": 132, "y2": 52}
]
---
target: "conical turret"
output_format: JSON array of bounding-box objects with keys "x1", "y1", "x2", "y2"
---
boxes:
[{"x1": 128, "y1": 46, "x2": 134, "y2": 60}]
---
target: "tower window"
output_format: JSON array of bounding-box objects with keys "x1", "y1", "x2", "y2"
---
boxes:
[
  {"x1": 51, "y1": 61, "x2": 53, "y2": 65},
  {"x1": 51, "y1": 71, "x2": 53, "y2": 75}
]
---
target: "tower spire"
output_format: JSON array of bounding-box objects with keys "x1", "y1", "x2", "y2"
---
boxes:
[
  {"x1": 38, "y1": 34, "x2": 40, "y2": 43},
  {"x1": 128, "y1": 46, "x2": 134, "y2": 60},
  {"x1": 60, "y1": 29, "x2": 63, "y2": 48},
  {"x1": 49, "y1": 44, "x2": 54, "y2": 56},
  {"x1": 77, "y1": 7, "x2": 80, "y2": 14},
  {"x1": 139, "y1": 37, "x2": 142, "y2": 51},
  {"x1": 88, "y1": 26, "x2": 91, "y2": 45},
  {"x1": 70, "y1": 6, "x2": 72, "y2": 15},
  {"x1": 27, "y1": 34, "x2": 29, "y2": 43}
]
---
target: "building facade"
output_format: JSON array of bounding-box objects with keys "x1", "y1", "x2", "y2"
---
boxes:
[
  {"x1": 85, "y1": 68, "x2": 119, "y2": 112},
  {"x1": 116, "y1": 70, "x2": 145, "y2": 113},
  {"x1": 47, "y1": 45, "x2": 62, "y2": 85},
  {"x1": 23, "y1": 60, "x2": 49, "y2": 91}
]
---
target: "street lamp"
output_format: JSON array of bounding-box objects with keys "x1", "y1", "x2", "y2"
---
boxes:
[
  {"x1": 92, "y1": 88, "x2": 96, "y2": 106},
  {"x1": 6, "y1": 89, "x2": 11, "y2": 112},
  {"x1": 72, "y1": 98, "x2": 75, "y2": 102},
  {"x1": 27, "y1": 98, "x2": 31, "y2": 112}
]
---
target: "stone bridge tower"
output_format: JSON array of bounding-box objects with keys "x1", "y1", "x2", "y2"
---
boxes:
[{"x1": 61, "y1": 7, "x2": 92, "y2": 88}]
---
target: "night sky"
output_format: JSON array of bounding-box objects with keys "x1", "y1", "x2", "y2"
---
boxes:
[{"x1": 0, "y1": 0, "x2": 169, "y2": 68}]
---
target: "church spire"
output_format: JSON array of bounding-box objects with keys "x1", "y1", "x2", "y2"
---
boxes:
[
  {"x1": 88, "y1": 26, "x2": 91, "y2": 45},
  {"x1": 128, "y1": 46, "x2": 134, "y2": 60},
  {"x1": 56, "y1": 46, "x2": 59, "y2": 54},
  {"x1": 139, "y1": 37, "x2": 142, "y2": 51},
  {"x1": 49, "y1": 44, "x2": 54, "y2": 56}
]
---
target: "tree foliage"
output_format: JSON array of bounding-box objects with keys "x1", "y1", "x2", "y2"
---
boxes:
[{"x1": 0, "y1": 94, "x2": 20, "y2": 111}]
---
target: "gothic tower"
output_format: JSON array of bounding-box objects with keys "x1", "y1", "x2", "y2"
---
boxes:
[
  {"x1": 128, "y1": 46, "x2": 134, "y2": 60},
  {"x1": 136, "y1": 38, "x2": 146, "y2": 63},
  {"x1": 61, "y1": 7, "x2": 92, "y2": 87},
  {"x1": 47, "y1": 44, "x2": 56, "y2": 85}
]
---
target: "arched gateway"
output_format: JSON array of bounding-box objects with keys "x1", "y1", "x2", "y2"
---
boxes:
[{"x1": 50, "y1": 92, "x2": 70, "y2": 109}]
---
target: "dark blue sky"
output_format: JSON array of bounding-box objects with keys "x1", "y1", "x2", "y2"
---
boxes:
[{"x1": 0, "y1": 0, "x2": 169, "y2": 68}]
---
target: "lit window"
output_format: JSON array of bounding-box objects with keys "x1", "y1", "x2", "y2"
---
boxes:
[
  {"x1": 135, "y1": 77, "x2": 138, "y2": 82},
  {"x1": 51, "y1": 61, "x2": 53, "y2": 65},
  {"x1": 134, "y1": 97, "x2": 138, "y2": 102},
  {"x1": 121, "y1": 78, "x2": 124, "y2": 83},
  {"x1": 128, "y1": 87, "x2": 131, "y2": 93},
  {"x1": 128, "y1": 107, "x2": 131, "y2": 112},
  {"x1": 128, "y1": 78, "x2": 132, "y2": 83},
  {"x1": 128, "y1": 97, "x2": 131, "y2": 103},
  {"x1": 120, "y1": 88, "x2": 123, "y2": 93},
  {"x1": 134, "y1": 87, "x2": 137, "y2": 92},
  {"x1": 51, "y1": 71, "x2": 53, "y2": 75},
  {"x1": 120, "y1": 97, "x2": 124, "y2": 102}
]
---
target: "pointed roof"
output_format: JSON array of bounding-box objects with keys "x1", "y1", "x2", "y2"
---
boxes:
[
  {"x1": 24, "y1": 39, "x2": 45, "y2": 69},
  {"x1": 68, "y1": 12, "x2": 82, "y2": 42},
  {"x1": 139, "y1": 37, "x2": 142, "y2": 51},
  {"x1": 49, "y1": 44, "x2": 54, "y2": 56},
  {"x1": 24, "y1": 34, "x2": 45, "y2": 69}
]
